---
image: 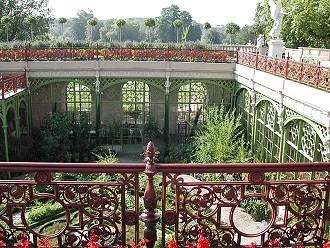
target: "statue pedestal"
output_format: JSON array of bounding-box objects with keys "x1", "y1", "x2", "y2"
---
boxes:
[{"x1": 268, "y1": 39, "x2": 285, "y2": 58}]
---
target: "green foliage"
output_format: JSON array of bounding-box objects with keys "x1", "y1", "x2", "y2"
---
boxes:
[
  {"x1": 225, "y1": 22, "x2": 240, "y2": 45},
  {"x1": 251, "y1": 0, "x2": 272, "y2": 38},
  {"x1": 142, "y1": 114, "x2": 161, "y2": 143},
  {"x1": 28, "y1": 201, "x2": 63, "y2": 223},
  {"x1": 193, "y1": 105, "x2": 252, "y2": 163},
  {"x1": 0, "y1": 0, "x2": 52, "y2": 42},
  {"x1": 29, "y1": 112, "x2": 73, "y2": 162},
  {"x1": 281, "y1": 0, "x2": 330, "y2": 48},
  {"x1": 94, "y1": 147, "x2": 118, "y2": 163},
  {"x1": 204, "y1": 22, "x2": 211, "y2": 30},
  {"x1": 163, "y1": 139, "x2": 197, "y2": 163},
  {"x1": 73, "y1": 114, "x2": 91, "y2": 156},
  {"x1": 100, "y1": 118, "x2": 122, "y2": 146},
  {"x1": 239, "y1": 197, "x2": 270, "y2": 221}
]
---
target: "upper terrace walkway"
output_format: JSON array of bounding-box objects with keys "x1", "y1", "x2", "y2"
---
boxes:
[
  {"x1": 0, "y1": 48, "x2": 330, "y2": 247},
  {"x1": 1, "y1": 47, "x2": 329, "y2": 101}
]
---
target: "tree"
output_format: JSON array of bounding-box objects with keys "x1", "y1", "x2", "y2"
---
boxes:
[
  {"x1": 26, "y1": 15, "x2": 37, "y2": 40},
  {"x1": 58, "y1": 17, "x2": 67, "y2": 38},
  {"x1": 173, "y1": 19, "x2": 183, "y2": 43},
  {"x1": 225, "y1": 22, "x2": 240, "y2": 45},
  {"x1": 1, "y1": 15, "x2": 11, "y2": 42},
  {"x1": 144, "y1": 17, "x2": 155, "y2": 43},
  {"x1": 204, "y1": 22, "x2": 211, "y2": 31},
  {"x1": 116, "y1": 19, "x2": 126, "y2": 42},
  {"x1": 0, "y1": 0, "x2": 51, "y2": 41},
  {"x1": 201, "y1": 28, "x2": 225, "y2": 44},
  {"x1": 251, "y1": 1, "x2": 272, "y2": 40},
  {"x1": 71, "y1": 10, "x2": 94, "y2": 41},
  {"x1": 236, "y1": 25, "x2": 256, "y2": 45},
  {"x1": 155, "y1": 4, "x2": 181, "y2": 42},
  {"x1": 87, "y1": 17, "x2": 98, "y2": 42},
  {"x1": 281, "y1": 0, "x2": 330, "y2": 48}
]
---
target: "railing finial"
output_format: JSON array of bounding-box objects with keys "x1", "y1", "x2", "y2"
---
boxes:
[{"x1": 141, "y1": 140, "x2": 159, "y2": 248}]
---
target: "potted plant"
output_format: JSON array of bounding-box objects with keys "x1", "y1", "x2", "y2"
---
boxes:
[
  {"x1": 142, "y1": 114, "x2": 161, "y2": 144},
  {"x1": 100, "y1": 118, "x2": 122, "y2": 152}
]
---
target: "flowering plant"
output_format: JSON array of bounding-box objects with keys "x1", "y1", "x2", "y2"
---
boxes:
[
  {"x1": 85, "y1": 232, "x2": 101, "y2": 248},
  {"x1": 16, "y1": 233, "x2": 32, "y2": 248},
  {"x1": 38, "y1": 237, "x2": 53, "y2": 248},
  {"x1": 116, "y1": 238, "x2": 148, "y2": 248},
  {"x1": 323, "y1": 237, "x2": 330, "y2": 248},
  {"x1": 0, "y1": 232, "x2": 6, "y2": 247},
  {"x1": 167, "y1": 229, "x2": 210, "y2": 248}
]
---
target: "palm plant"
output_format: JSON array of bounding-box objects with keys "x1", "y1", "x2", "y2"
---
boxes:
[
  {"x1": 116, "y1": 19, "x2": 126, "y2": 42},
  {"x1": 87, "y1": 18, "x2": 98, "y2": 42},
  {"x1": 173, "y1": 19, "x2": 183, "y2": 43},
  {"x1": 144, "y1": 17, "x2": 155, "y2": 43},
  {"x1": 58, "y1": 17, "x2": 67, "y2": 39},
  {"x1": 225, "y1": 22, "x2": 240, "y2": 45}
]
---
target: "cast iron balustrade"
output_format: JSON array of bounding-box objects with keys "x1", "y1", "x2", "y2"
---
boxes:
[
  {"x1": 1, "y1": 48, "x2": 329, "y2": 93},
  {"x1": 237, "y1": 51, "x2": 330, "y2": 93},
  {"x1": 0, "y1": 72, "x2": 27, "y2": 100},
  {"x1": 0, "y1": 142, "x2": 329, "y2": 247}
]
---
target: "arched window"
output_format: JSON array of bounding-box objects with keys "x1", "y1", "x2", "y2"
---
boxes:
[
  {"x1": 66, "y1": 82, "x2": 92, "y2": 122},
  {"x1": 178, "y1": 82, "x2": 206, "y2": 124},
  {"x1": 122, "y1": 81, "x2": 150, "y2": 144}
]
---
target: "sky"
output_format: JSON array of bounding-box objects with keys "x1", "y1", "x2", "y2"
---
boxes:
[{"x1": 48, "y1": 0, "x2": 262, "y2": 27}]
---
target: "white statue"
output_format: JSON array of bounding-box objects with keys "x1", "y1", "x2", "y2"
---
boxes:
[
  {"x1": 269, "y1": 0, "x2": 294, "y2": 39},
  {"x1": 256, "y1": 34, "x2": 264, "y2": 54}
]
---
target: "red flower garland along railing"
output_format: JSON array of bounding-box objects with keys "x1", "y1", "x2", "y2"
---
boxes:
[{"x1": 0, "y1": 47, "x2": 229, "y2": 63}]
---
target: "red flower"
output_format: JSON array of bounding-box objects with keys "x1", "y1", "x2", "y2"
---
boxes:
[
  {"x1": 86, "y1": 233, "x2": 101, "y2": 248},
  {"x1": 16, "y1": 233, "x2": 32, "y2": 248},
  {"x1": 323, "y1": 240, "x2": 330, "y2": 248},
  {"x1": 168, "y1": 237, "x2": 178, "y2": 248},
  {"x1": 250, "y1": 242, "x2": 257, "y2": 248},
  {"x1": 196, "y1": 229, "x2": 210, "y2": 248},
  {"x1": 268, "y1": 238, "x2": 280, "y2": 248},
  {"x1": 38, "y1": 237, "x2": 53, "y2": 248},
  {"x1": 0, "y1": 233, "x2": 6, "y2": 247}
]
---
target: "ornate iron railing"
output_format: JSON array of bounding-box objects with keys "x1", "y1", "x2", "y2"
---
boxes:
[
  {"x1": 237, "y1": 51, "x2": 330, "y2": 92},
  {"x1": 0, "y1": 73, "x2": 26, "y2": 100},
  {"x1": 0, "y1": 142, "x2": 329, "y2": 247}
]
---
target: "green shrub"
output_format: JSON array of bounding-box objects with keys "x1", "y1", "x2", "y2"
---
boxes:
[
  {"x1": 193, "y1": 104, "x2": 252, "y2": 163},
  {"x1": 28, "y1": 202, "x2": 63, "y2": 223}
]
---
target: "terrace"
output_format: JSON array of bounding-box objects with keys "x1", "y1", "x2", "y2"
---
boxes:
[{"x1": 0, "y1": 47, "x2": 329, "y2": 247}]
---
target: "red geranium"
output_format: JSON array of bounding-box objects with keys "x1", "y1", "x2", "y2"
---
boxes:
[
  {"x1": 0, "y1": 232, "x2": 6, "y2": 247},
  {"x1": 250, "y1": 242, "x2": 257, "y2": 248},
  {"x1": 168, "y1": 237, "x2": 178, "y2": 248},
  {"x1": 38, "y1": 237, "x2": 53, "y2": 248},
  {"x1": 16, "y1": 233, "x2": 32, "y2": 248},
  {"x1": 196, "y1": 229, "x2": 210, "y2": 248},
  {"x1": 323, "y1": 239, "x2": 330, "y2": 248},
  {"x1": 86, "y1": 233, "x2": 101, "y2": 248}
]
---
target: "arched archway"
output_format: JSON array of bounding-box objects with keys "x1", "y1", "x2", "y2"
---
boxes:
[
  {"x1": 283, "y1": 117, "x2": 325, "y2": 162},
  {"x1": 254, "y1": 99, "x2": 281, "y2": 162},
  {"x1": 176, "y1": 82, "x2": 207, "y2": 140},
  {"x1": 122, "y1": 81, "x2": 150, "y2": 146}
]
